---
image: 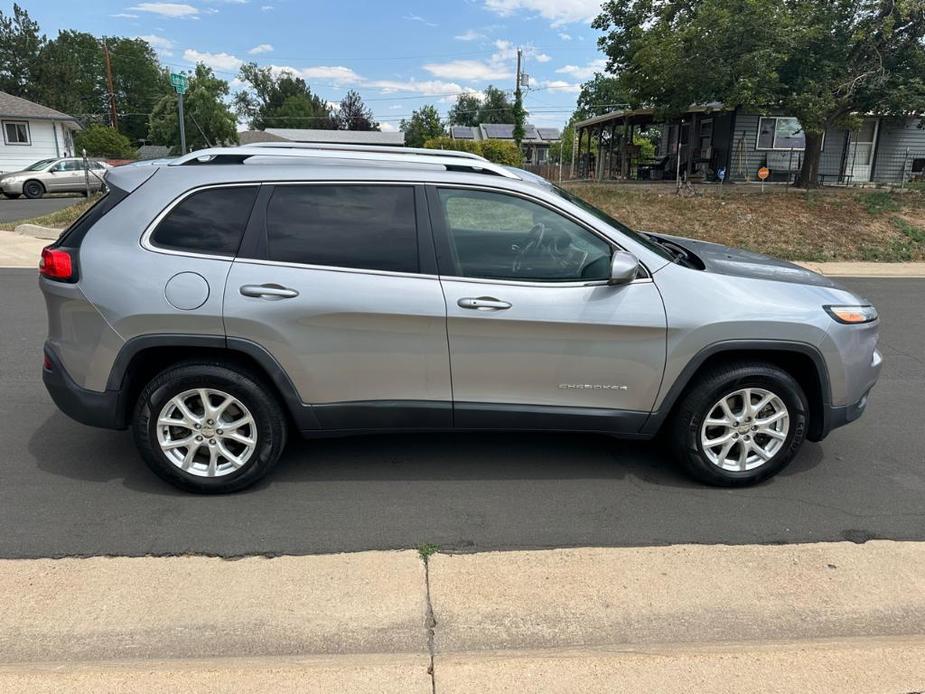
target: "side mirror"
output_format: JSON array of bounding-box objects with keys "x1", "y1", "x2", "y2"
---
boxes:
[
  {"x1": 608, "y1": 250, "x2": 640, "y2": 285},
  {"x1": 49, "y1": 166, "x2": 60, "y2": 173}
]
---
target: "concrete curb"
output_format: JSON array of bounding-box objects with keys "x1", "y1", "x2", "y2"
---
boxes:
[
  {"x1": 14, "y1": 223, "x2": 61, "y2": 240},
  {"x1": 797, "y1": 260, "x2": 925, "y2": 277}
]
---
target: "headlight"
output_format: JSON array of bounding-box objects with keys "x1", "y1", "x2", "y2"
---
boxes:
[
  {"x1": 824, "y1": 305, "x2": 878, "y2": 324},
  {"x1": 2, "y1": 176, "x2": 22, "y2": 183}
]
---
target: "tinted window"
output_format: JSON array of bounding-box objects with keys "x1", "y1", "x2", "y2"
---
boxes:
[
  {"x1": 152, "y1": 186, "x2": 258, "y2": 256},
  {"x1": 266, "y1": 185, "x2": 418, "y2": 273},
  {"x1": 437, "y1": 188, "x2": 612, "y2": 282}
]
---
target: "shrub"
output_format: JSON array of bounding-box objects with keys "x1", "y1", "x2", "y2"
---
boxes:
[
  {"x1": 73, "y1": 124, "x2": 136, "y2": 159},
  {"x1": 423, "y1": 136, "x2": 523, "y2": 166}
]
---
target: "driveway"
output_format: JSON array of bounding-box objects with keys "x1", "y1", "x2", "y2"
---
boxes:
[
  {"x1": 0, "y1": 195, "x2": 82, "y2": 224},
  {"x1": 0, "y1": 270, "x2": 922, "y2": 558}
]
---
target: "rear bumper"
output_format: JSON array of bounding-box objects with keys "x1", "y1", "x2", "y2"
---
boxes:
[{"x1": 43, "y1": 346, "x2": 126, "y2": 430}]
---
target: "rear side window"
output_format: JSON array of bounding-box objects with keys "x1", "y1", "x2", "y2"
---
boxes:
[
  {"x1": 151, "y1": 186, "x2": 259, "y2": 256},
  {"x1": 265, "y1": 185, "x2": 418, "y2": 274}
]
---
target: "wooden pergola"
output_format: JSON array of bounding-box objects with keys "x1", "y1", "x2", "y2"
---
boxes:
[{"x1": 571, "y1": 108, "x2": 658, "y2": 180}]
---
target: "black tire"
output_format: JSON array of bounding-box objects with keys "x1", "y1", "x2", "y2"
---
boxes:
[
  {"x1": 2, "y1": 192, "x2": 20, "y2": 199},
  {"x1": 669, "y1": 361, "x2": 808, "y2": 487},
  {"x1": 133, "y1": 362, "x2": 288, "y2": 493},
  {"x1": 22, "y1": 180, "x2": 44, "y2": 199}
]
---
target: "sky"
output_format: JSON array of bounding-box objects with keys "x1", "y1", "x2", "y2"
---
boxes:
[{"x1": 20, "y1": 0, "x2": 609, "y2": 132}]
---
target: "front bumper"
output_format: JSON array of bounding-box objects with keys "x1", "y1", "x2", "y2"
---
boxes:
[
  {"x1": 43, "y1": 346, "x2": 126, "y2": 430},
  {"x1": 811, "y1": 346, "x2": 881, "y2": 441},
  {"x1": 0, "y1": 179, "x2": 24, "y2": 194}
]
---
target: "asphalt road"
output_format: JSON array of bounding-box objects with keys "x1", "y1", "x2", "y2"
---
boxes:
[
  {"x1": 0, "y1": 195, "x2": 81, "y2": 224},
  {"x1": 1, "y1": 269, "x2": 923, "y2": 558}
]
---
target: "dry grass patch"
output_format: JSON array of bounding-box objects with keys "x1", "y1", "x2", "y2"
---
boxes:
[{"x1": 563, "y1": 184, "x2": 925, "y2": 262}]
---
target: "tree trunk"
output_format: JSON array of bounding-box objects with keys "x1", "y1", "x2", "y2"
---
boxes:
[{"x1": 798, "y1": 131, "x2": 824, "y2": 188}]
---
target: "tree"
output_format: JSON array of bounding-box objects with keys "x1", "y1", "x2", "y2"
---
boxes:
[
  {"x1": 447, "y1": 93, "x2": 481, "y2": 126},
  {"x1": 594, "y1": 0, "x2": 925, "y2": 187},
  {"x1": 337, "y1": 89, "x2": 378, "y2": 130},
  {"x1": 574, "y1": 74, "x2": 629, "y2": 121},
  {"x1": 74, "y1": 124, "x2": 135, "y2": 158},
  {"x1": 148, "y1": 63, "x2": 238, "y2": 153},
  {"x1": 235, "y1": 63, "x2": 336, "y2": 130},
  {"x1": 400, "y1": 105, "x2": 443, "y2": 147},
  {"x1": 512, "y1": 83, "x2": 525, "y2": 147},
  {"x1": 478, "y1": 85, "x2": 515, "y2": 124},
  {"x1": 0, "y1": 3, "x2": 44, "y2": 99},
  {"x1": 105, "y1": 37, "x2": 171, "y2": 143}
]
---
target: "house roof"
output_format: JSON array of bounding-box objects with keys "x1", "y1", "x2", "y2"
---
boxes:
[
  {"x1": 574, "y1": 102, "x2": 727, "y2": 129},
  {"x1": 238, "y1": 129, "x2": 289, "y2": 145},
  {"x1": 264, "y1": 128, "x2": 405, "y2": 146},
  {"x1": 0, "y1": 91, "x2": 78, "y2": 123},
  {"x1": 450, "y1": 126, "x2": 478, "y2": 140}
]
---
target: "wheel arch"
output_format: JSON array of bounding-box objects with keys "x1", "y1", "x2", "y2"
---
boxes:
[
  {"x1": 108, "y1": 335, "x2": 319, "y2": 431},
  {"x1": 643, "y1": 340, "x2": 831, "y2": 441}
]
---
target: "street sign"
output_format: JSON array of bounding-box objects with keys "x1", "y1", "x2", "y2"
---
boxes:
[
  {"x1": 757, "y1": 166, "x2": 770, "y2": 180},
  {"x1": 170, "y1": 72, "x2": 188, "y2": 94}
]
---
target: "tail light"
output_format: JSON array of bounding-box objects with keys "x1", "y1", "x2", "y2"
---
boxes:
[{"x1": 40, "y1": 247, "x2": 75, "y2": 282}]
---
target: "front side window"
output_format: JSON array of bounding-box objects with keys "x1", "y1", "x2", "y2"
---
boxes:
[
  {"x1": 3, "y1": 120, "x2": 30, "y2": 145},
  {"x1": 437, "y1": 188, "x2": 612, "y2": 282},
  {"x1": 265, "y1": 185, "x2": 418, "y2": 274},
  {"x1": 151, "y1": 186, "x2": 259, "y2": 256}
]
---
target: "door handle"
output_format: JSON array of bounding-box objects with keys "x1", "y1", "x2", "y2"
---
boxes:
[
  {"x1": 457, "y1": 296, "x2": 512, "y2": 311},
  {"x1": 240, "y1": 283, "x2": 299, "y2": 299}
]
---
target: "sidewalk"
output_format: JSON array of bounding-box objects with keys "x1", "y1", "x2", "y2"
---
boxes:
[{"x1": 2, "y1": 541, "x2": 923, "y2": 692}]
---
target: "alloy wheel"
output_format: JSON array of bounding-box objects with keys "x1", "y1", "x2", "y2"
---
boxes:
[{"x1": 699, "y1": 387, "x2": 789, "y2": 472}]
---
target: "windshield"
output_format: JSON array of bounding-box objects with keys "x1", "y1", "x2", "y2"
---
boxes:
[
  {"x1": 550, "y1": 185, "x2": 674, "y2": 262},
  {"x1": 24, "y1": 159, "x2": 57, "y2": 172}
]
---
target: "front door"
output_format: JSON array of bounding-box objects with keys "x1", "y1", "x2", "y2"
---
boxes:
[
  {"x1": 429, "y1": 186, "x2": 667, "y2": 432},
  {"x1": 847, "y1": 118, "x2": 879, "y2": 183},
  {"x1": 224, "y1": 183, "x2": 452, "y2": 430}
]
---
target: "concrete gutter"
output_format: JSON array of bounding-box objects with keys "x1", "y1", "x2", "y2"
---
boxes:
[
  {"x1": 1, "y1": 542, "x2": 923, "y2": 692},
  {"x1": 797, "y1": 260, "x2": 925, "y2": 278}
]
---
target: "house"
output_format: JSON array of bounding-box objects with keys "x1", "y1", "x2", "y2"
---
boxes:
[
  {"x1": 0, "y1": 91, "x2": 81, "y2": 174},
  {"x1": 450, "y1": 124, "x2": 561, "y2": 165},
  {"x1": 573, "y1": 105, "x2": 925, "y2": 185},
  {"x1": 238, "y1": 128, "x2": 405, "y2": 146}
]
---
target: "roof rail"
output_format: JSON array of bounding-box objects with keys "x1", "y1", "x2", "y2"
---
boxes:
[
  {"x1": 168, "y1": 145, "x2": 521, "y2": 179},
  {"x1": 245, "y1": 141, "x2": 489, "y2": 162}
]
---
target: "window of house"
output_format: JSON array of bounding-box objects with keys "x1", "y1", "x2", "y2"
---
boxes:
[
  {"x1": 151, "y1": 186, "x2": 259, "y2": 256},
  {"x1": 437, "y1": 188, "x2": 612, "y2": 282},
  {"x1": 3, "y1": 121, "x2": 30, "y2": 145},
  {"x1": 265, "y1": 185, "x2": 419, "y2": 274},
  {"x1": 756, "y1": 117, "x2": 821, "y2": 151}
]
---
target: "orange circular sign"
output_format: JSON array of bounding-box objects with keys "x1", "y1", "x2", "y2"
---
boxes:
[{"x1": 757, "y1": 166, "x2": 770, "y2": 180}]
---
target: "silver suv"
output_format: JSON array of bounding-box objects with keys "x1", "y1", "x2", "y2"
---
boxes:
[{"x1": 39, "y1": 144, "x2": 882, "y2": 493}]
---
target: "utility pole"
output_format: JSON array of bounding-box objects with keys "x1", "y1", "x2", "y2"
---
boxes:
[
  {"x1": 178, "y1": 90, "x2": 187, "y2": 154},
  {"x1": 513, "y1": 47, "x2": 525, "y2": 152},
  {"x1": 102, "y1": 41, "x2": 118, "y2": 130}
]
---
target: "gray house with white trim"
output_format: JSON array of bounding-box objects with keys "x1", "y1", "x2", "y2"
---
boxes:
[
  {"x1": 0, "y1": 92, "x2": 81, "y2": 174},
  {"x1": 574, "y1": 105, "x2": 924, "y2": 185}
]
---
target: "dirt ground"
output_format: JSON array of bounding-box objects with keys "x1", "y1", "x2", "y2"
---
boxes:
[{"x1": 563, "y1": 183, "x2": 925, "y2": 261}]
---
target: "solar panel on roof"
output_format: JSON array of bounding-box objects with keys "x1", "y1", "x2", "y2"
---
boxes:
[
  {"x1": 451, "y1": 126, "x2": 475, "y2": 139},
  {"x1": 482, "y1": 124, "x2": 515, "y2": 139},
  {"x1": 537, "y1": 128, "x2": 561, "y2": 140}
]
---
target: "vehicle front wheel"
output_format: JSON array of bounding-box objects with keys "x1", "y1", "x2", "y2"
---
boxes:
[
  {"x1": 133, "y1": 362, "x2": 288, "y2": 493},
  {"x1": 669, "y1": 361, "x2": 808, "y2": 486},
  {"x1": 22, "y1": 180, "x2": 44, "y2": 199}
]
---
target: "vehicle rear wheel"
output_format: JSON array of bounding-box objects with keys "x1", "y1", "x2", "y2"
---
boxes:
[
  {"x1": 133, "y1": 362, "x2": 287, "y2": 493},
  {"x1": 22, "y1": 180, "x2": 44, "y2": 199},
  {"x1": 669, "y1": 361, "x2": 808, "y2": 486}
]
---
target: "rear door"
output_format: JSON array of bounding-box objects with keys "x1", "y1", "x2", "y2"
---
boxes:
[
  {"x1": 224, "y1": 183, "x2": 452, "y2": 431},
  {"x1": 428, "y1": 185, "x2": 667, "y2": 433}
]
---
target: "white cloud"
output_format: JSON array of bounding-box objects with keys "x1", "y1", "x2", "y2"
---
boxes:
[
  {"x1": 379, "y1": 122, "x2": 399, "y2": 132},
  {"x1": 404, "y1": 13, "x2": 437, "y2": 27},
  {"x1": 248, "y1": 43, "x2": 273, "y2": 54},
  {"x1": 127, "y1": 3, "x2": 200, "y2": 18},
  {"x1": 260, "y1": 4, "x2": 273, "y2": 9},
  {"x1": 454, "y1": 29, "x2": 486, "y2": 41},
  {"x1": 184, "y1": 49, "x2": 244, "y2": 71},
  {"x1": 558, "y1": 32, "x2": 572, "y2": 40},
  {"x1": 483, "y1": 0, "x2": 601, "y2": 27},
  {"x1": 533, "y1": 52, "x2": 552, "y2": 63},
  {"x1": 555, "y1": 58, "x2": 607, "y2": 80},
  {"x1": 111, "y1": 12, "x2": 140, "y2": 18},
  {"x1": 540, "y1": 79, "x2": 581, "y2": 93},
  {"x1": 424, "y1": 39, "x2": 515, "y2": 82},
  {"x1": 138, "y1": 34, "x2": 175, "y2": 55},
  {"x1": 268, "y1": 64, "x2": 363, "y2": 85}
]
